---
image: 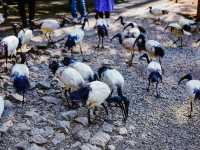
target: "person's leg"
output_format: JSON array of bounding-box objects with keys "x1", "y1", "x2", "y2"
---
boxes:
[
  {"x1": 70, "y1": 0, "x2": 78, "y2": 18},
  {"x1": 79, "y1": 0, "x2": 87, "y2": 18},
  {"x1": 18, "y1": 0, "x2": 27, "y2": 27},
  {"x1": 2, "y1": 0, "x2": 9, "y2": 18},
  {"x1": 28, "y1": 0, "x2": 35, "y2": 25},
  {"x1": 105, "y1": 11, "x2": 110, "y2": 18},
  {"x1": 95, "y1": 12, "x2": 98, "y2": 19},
  {"x1": 98, "y1": 12, "x2": 104, "y2": 19}
]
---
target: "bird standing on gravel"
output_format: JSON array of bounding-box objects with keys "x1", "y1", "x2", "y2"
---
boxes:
[
  {"x1": 32, "y1": 18, "x2": 69, "y2": 43},
  {"x1": 178, "y1": 74, "x2": 200, "y2": 118},
  {"x1": 64, "y1": 18, "x2": 89, "y2": 60},
  {"x1": 11, "y1": 54, "x2": 30, "y2": 104},
  {"x1": 148, "y1": 6, "x2": 169, "y2": 24},
  {"x1": 139, "y1": 53, "x2": 162, "y2": 97},
  {"x1": 0, "y1": 35, "x2": 20, "y2": 70},
  {"x1": 94, "y1": 18, "x2": 109, "y2": 49}
]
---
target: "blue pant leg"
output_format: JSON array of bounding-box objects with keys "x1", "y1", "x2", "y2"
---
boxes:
[
  {"x1": 79, "y1": 0, "x2": 87, "y2": 17},
  {"x1": 70, "y1": 0, "x2": 78, "y2": 18}
]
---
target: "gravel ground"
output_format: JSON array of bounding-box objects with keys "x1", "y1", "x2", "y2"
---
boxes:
[{"x1": 1, "y1": 0, "x2": 200, "y2": 150}]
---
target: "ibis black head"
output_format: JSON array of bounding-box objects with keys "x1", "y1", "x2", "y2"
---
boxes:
[
  {"x1": 70, "y1": 85, "x2": 91, "y2": 106},
  {"x1": 98, "y1": 65, "x2": 112, "y2": 78},
  {"x1": 154, "y1": 47, "x2": 165, "y2": 58},
  {"x1": 178, "y1": 74, "x2": 193, "y2": 85},
  {"x1": 162, "y1": 10, "x2": 169, "y2": 15},
  {"x1": 62, "y1": 56, "x2": 76, "y2": 66},
  {"x1": 12, "y1": 23, "x2": 20, "y2": 36},
  {"x1": 49, "y1": 60, "x2": 59, "y2": 75}
]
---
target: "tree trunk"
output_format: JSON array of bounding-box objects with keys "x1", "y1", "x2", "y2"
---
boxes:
[{"x1": 197, "y1": 0, "x2": 200, "y2": 21}]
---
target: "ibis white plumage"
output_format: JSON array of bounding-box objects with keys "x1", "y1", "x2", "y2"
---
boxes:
[
  {"x1": 11, "y1": 54, "x2": 30, "y2": 102},
  {"x1": 178, "y1": 74, "x2": 200, "y2": 117},
  {"x1": 0, "y1": 35, "x2": 19, "y2": 69},
  {"x1": 0, "y1": 13, "x2": 5, "y2": 24},
  {"x1": 49, "y1": 60, "x2": 85, "y2": 108},
  {"x1": 95, "y1": 18, "x2": 109, "y2": 49},
  {"x1": 64, "y1": 18, "x2": 88, "y2": 59},
  {"x1": 98, "y1": 65, "x2": 125, "y2": 96},
  {"x1": 62, "y1": 56, "x2": 96, "y2": 82},
  {"x1": 69, "y1": 81, "x2": 111, "y2": 123},
  {"x1": 0, "y1": 96, "x2": 4, "y2": 118},
  {"x1": 139, "y1": 53, "x2": 162, "y2": 97},
  {"x1": 111, "y1": 33, "x2": 145, "y2": 66}
]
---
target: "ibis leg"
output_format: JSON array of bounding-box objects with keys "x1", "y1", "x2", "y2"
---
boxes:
[
  {"x1": 101, "y1": 103, "x2": 108, "y2": 115},
  {"x1": 147, "y1": 79, "x2": 151, "y2": 92}
]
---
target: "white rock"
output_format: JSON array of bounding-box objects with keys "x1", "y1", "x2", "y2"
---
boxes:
[
  {"x1": 31, "y1": 134, "x2": 48, "y2": 144},
  {"x1": 15, "y1": 141, "x2": 30, "y2": 150},
  {"x1": 28, "y1": 144, "x2": 47, "y2": 150},
  {"x1": 52, "y1": 133, "x2": 65, "y2": 145},
  {"x1": 108, "y1": 145, "x2": 116, "y2": 150},
  {"x1": 0, "y1": 120, "x2": 13, "y2": 133},
  {"x1": 102, "y1": 122, "x2": 113, "y2": 133},
  {"x1": 75, "y1": 117, "x2": 88, "y2": 126},
  {"x1": 8, "y1": 93, "x2": 23, "y2": 102},
  {"x1": 90, "y1": 131, "x2": 110, "y2": 148},
  {"x1": 75, "y1": 129, "x2": 91, "y2": 142},
  {"x1": 81, "y1": 144, "x2": 101, "y2": 150},
  {"x1": 41, "y1": 96, "x2": 61, "y2": 104},
  {"x1": 61, "y1": 111, "x2": 78, "y2": 121},
  {"x1": 118, "y1": 127, "x2": 128, "y2": 135},
  {"x1": 15, "y1": 123, "x2": 31, "y2": 131}
]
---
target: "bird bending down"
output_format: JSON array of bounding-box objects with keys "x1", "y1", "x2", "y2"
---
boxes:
[
  {"x1": 139, "y1": 53, "x2": 162, "y2": 97},
  {"x1": 64, "y1": 18, "x2": 89, "y2": 61},
  {"x1": 178, "y1": 74, "x2": 200, "y2": 118},
  {"x1": 123, "y1": 23, "x2": 146, "y2": 38},
  {"x1": 49, "y1": 60, "x2": 85, "y2": 108},
  {"x1": 69, "y1": 81, "x2": 111, "y2": 124},
  {"x1": 62, "y1": 56, "x2": 97, "y2": 82},
  {"x1": 12, "y1": 23, "x2": 33, "y2": 53},
  {"x1": 32, "y1": 18, "x2": 69, "y2": 44},
  {"x1": 165, "y1": 22, "x2": 191, "y2": 47}
]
